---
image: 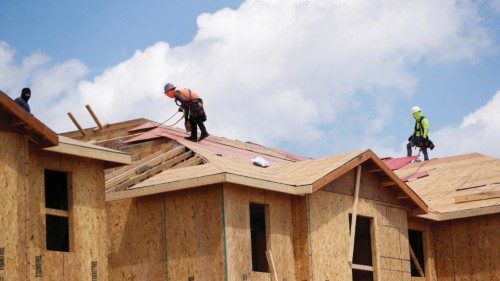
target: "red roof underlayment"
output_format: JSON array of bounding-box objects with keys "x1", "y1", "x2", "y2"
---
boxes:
[{"x1": 125, "y1": 121, "x2": 308, "y2": 166}]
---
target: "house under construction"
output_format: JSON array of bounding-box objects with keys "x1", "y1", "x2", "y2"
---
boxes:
[
  {"x1": 63, "y1": 117, "x2": 499, "y2": 281},
  {"x1": 1, "y1": 90, "x2": 499, "y2": 281}
]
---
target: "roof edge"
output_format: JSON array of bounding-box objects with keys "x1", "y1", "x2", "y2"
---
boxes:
[
  {"x1": 0, "y1": 90, "x2": 58, "y2": 147},
  {"x1": 44, "y1": 136, "x2": 131, "y2": 168}
]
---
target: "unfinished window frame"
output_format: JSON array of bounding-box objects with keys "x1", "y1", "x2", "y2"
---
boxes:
[
  {"x1": 349, "y1": 214, "x2": 376, "y2": 281},
  {"x1": 44, "y1": 169, "x2": 73, "y2": 252},
  {"x1": 408, "y1": 229, "x2": 426, "y2": 277},
  {"x1": 249, "y1": 202, "x2": 270, "y2": 273}
]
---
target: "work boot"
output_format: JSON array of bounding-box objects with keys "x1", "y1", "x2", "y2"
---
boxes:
[
  {"x1": 198, "y1": 132, "x2": 209, "y2": 142},
  {"x1": 184, "y1": 136, "x2": 197, "y2": 142}
]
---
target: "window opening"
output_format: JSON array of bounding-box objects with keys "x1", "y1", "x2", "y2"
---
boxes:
[
  {"x1": 349, "y1": 214, "x2": 374, "y2": 281},
  {"x1": 409, "y1": 230, "x2": 425, "y2": 277},
  {"x1": 44, "y1": 170, "x2": 70, "y2": 252},
  {"x1": 250, "y1": 203, "x2": 269, "y2": 272}
]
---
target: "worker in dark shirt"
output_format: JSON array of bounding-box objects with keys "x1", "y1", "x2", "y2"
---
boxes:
[{"x1": 14, "y1": 87, "x2": 31, "y2": 113}]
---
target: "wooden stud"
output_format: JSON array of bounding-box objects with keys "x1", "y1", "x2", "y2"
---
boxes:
[
  {"x1": 351, "y1": 264, "x2": 373, "y2": 271},
  {"x1": 85, "y1": 105, "x2": 103, "y2": 130},
  {"x1": 112, "y1": 151, "x2": 194, "y2": 191},
  {"x1": 409, "y1": 244, "x2": 425, "y2": 277},
  {"x1": 67, "y1": 112, "x2": 87, "y2": 136},
  {"x1": 105, "y1": 146, "x2": 185, "y2": 189},
  {"x1": 266, "y1": 250, "x2": 279, "y2": 281},
  {"x1": 348, "y1": 165, "x2": 362, "y2": 264}
]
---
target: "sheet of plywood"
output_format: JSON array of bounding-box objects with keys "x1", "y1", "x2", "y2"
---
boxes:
[
  {"x1": 223, "y1": 183, "x2": 296, "y2": 281},
  {"x1": 107, "y1": 197, "x2": 167, "y2": 281},
  {"x1": 165, "y1": 185, "x2": 224, "y2": 281},
  {"x1": 0, "y1": 132, "x2": 29, "y2": 281},
  {"x1": 433, "y1": 214, "x2": 499, "y2": 281}
]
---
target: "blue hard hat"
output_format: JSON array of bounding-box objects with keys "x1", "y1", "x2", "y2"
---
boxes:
[{"x1": 164, "y1": 83, "x2": 175, "y2": 92}]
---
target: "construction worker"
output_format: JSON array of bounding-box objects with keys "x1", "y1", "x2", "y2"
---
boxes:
[
  {"x1": 14, "y1": 87, "x2": 31, "y2": 113},
  {"x1": 164, "y1": 83, "x2": 209, "y2": 142},
  {"x1": 407, "y1": 106, "x2": 434, "y2": 161}
]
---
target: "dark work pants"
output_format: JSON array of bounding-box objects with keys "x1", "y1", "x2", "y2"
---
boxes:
[
  {"x1": 189, "y1": 117, "x2": 207, "y2": 138},
  {"x1": 407, "y1": 142, "x2": 429, "y2": 161}
]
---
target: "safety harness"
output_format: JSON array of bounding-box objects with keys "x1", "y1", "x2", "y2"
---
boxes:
[{"x1": 414, "y1": 116, "x2": 426, "y2": 137}]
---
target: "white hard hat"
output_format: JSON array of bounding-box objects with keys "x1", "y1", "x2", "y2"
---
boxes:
[{"x1": 411, "y1": 106, "x2": 421, "y2": 113}]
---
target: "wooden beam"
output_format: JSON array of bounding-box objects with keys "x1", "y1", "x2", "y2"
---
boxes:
[
  {"x1": 172, "y1": 156, "x2": 203, "y2": 169},
  {"x1": 348, "y1": 165, "x2": 362, "y2": 264},
  {"x1": 112, "y1": 151, "x2": 193, "y2": 191},
  {"x1": 106, "y1": 146, "x2": 185, "y2": 189},
  {"x1": 381, "y1": 181, "x2": 397, "y2": 187},
  {"x1": 85, "y1": 104, "x2": 103, "y2": 129},
  {"x1": 67, "y1": 112, "x2": 87, "y2": 136},
  {"x1": 351, "y1": 263, "x2": 373, "y2": 272},
  {"x1": 454, "y1": 190, "x2": 500, "y2": 204},
  {"x1": 266, "y1": 250, "x2": 279, "y2": 281},
  {"x1": 45, "y1": 208, "x2": 69, "y2": 218},
  {"x1": 409, "y1": 244, "x2": 425, "y2": 277}
]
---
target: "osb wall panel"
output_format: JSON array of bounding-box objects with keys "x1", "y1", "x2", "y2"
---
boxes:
[
  {"x1": 224, "y1": 183, "x2": 297, "y2": 281},
  {"x1": 28, "y1": 149, "x2": 109, "y2": 281},
  {"x1": 408, "y1": 218, "x2": 437, "y2": 281},
  {"x1": 107, "y1": 184, "x2": 224, "y2": 281},
  {"x1": 165, "y1": 185, "x2": 224, "y2": 281},
  {"x1": 292, "y1": 196, "x2": 310, "y2": 281},
  {"x1": 433, "y1": 213, "x2": 499, "y2": 281},
  {"x1": 107, "y1": 196, "x2": 167, "y2": 281},
  {"x1": 309, "y1": 189, "x2": 411, "y2": 281},
  {"x1": 0, "y1": 132, "x2": 29, "y2": 281}
]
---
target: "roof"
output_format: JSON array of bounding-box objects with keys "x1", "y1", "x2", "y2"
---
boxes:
[
  {"x1": 44, "y1": 136, "x2": 131, "y2": 168},
  {"x1": 387, "y1": 153, "x2": 500, "y2": 220},
  {"x1": 0, "y1": 90, "x2": 58, "y2": 147},
  {"x1": 109, "y1": 149, "x2": 427, "y2": 213},
  {"x1": 60, "y1": 119, "x2": 427, "y2": 211}
]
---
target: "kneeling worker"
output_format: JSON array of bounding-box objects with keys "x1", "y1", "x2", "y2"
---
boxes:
[
  {"x1": 407, "y1": 106, "x2": 434, "y2": 161},
  {"x1": 164, "y1": 83, "x2": 209, "y2": 142}
]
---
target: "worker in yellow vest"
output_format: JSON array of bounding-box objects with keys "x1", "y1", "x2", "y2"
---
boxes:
[
  {"x1": 164, "y1": 83, "x2": 209, "y2": 142},
  {"x1": 407, "y1": 106, "x2": 434, "y2": 161}
]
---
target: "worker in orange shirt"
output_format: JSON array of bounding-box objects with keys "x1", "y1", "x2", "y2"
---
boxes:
[{"x1": 164, "y1": 83, "x2": 209, "y2": 142}]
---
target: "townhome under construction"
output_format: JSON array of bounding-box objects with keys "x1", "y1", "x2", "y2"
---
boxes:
[{"x1": 1, "y1": 91, "x2": 498, "y2": 281}]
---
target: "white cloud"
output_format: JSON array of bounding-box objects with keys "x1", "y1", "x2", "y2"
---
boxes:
[
  {"x1": 431, "y1": 91, "x2": 500, "y2": 158},
  {"x1": 0, "y1": 0, "x2": 494, "y2": 157}
]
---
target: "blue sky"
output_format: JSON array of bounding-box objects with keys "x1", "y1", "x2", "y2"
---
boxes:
[{"x1": 1, "y1": 0, "x2": 499, "y2": 159}]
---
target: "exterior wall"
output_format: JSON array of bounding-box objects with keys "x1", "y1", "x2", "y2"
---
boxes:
[
  {"x1": 107, "y1": 184, "x2": 224, "y2": 281},
  {"x1": 309, "y1": 167, "x2": 412, "y2": 281},
  {"x1": 432, "y1": 213, "x2": 499, "y2": 281},
  {"x1": 28, "y1": 148, "x2": 109, "y2": 281},
  {"x1": 0, "y1": 132, "x2": 29, "y2": 281},
  {"x1": 0, "y1": 131, "x2": 109, "y2": 281},
  {"x1": 223, "y1": 182, "x2": 297, "y2": 281}
]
